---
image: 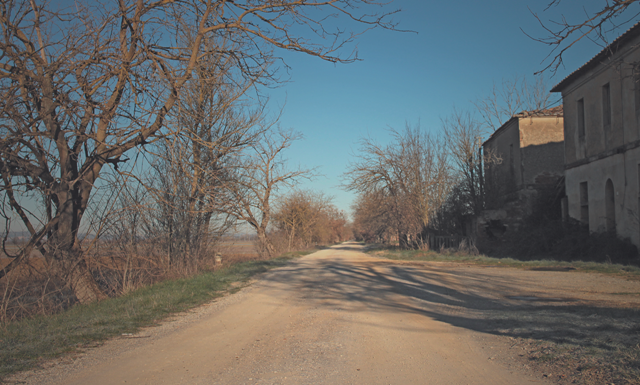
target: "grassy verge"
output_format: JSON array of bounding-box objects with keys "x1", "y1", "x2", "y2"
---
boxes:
[
  {"x1": 366, "y1": 245, "x2": 640, "y2": 279},
  {"x1": 0, "y1": 250, "x2": 315, "y2": 379}
]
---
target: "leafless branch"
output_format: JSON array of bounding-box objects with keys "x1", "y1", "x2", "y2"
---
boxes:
[{"x1": 527, "y1": 0, "x2": 640, "y2": 74}]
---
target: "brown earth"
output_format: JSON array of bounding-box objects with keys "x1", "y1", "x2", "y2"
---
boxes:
[{"x1": 8, "y1": 242, "x2": 640, "y2": 384}]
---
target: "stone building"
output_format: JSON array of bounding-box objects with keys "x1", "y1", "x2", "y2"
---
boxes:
[
  {"x1": 551, "y1": 22, "x2": 640, "y2": 247},
  {"x1": 481, "y1": 107, "x2": 565, "y2": 227}
]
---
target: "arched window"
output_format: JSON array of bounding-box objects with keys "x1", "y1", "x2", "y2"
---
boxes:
[{"x1": 605, "y1": 179, "x2": 616, "y2": 232}]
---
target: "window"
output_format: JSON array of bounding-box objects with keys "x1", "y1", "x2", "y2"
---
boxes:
[
  {"x1": 605, "y1": 179, "x2": 616, "y2": 232},
  {"x1": 509, "y1": 144, "x2": 514, "y2": 179},
  {"x1": 577, "y1": 98, "x2": 586, "y2": 140},
  {"x1": 580, "y1": 182, "x2": 589, "y2": 225},
  {"x1": 602, "y1": 83, "x2": 611, "y2": 130}
]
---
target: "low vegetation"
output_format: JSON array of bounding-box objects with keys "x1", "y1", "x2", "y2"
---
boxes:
[
  {"x1": 366, "y1": 244, "x2": 640, "y2": 278},
  {"x1": 483, "y1": 218, "x2": 640, "y2": 265}
]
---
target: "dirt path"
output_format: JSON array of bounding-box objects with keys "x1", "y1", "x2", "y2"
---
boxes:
[{"x1": 12, "y1": 243, "x2": 640, "y2": 384}]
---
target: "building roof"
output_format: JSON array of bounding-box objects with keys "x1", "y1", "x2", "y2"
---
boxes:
[
  {"x1": 513, "y1": 105, "x2": 564, "y2": 118},
  {"x1": 482, "y1": 105, "x2": 564, "y2": 147},
  {"x1": 551, "y1": 22, "x2": 640, "y2": 93}
]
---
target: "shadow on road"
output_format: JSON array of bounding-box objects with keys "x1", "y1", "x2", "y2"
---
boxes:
[
  {"x1": 262, "y1": 256, "x2": 640, "y2": 354},
  {"x1": 320, "y1": 242, "x2": 370, "y2": 252}
]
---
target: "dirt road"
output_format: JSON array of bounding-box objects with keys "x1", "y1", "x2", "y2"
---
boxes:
[{"x1": 17, "y1": 242, "x2": 640, "y2": 385}]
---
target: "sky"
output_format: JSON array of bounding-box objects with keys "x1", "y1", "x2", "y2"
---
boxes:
[
  {"x1": 263, "y1": 0, "x2": 636, "y2": 216},
  {"x1": 4, "y1": 0, "x2": 635, "y2": 235}
]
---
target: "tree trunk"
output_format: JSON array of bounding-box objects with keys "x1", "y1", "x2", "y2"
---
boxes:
[
  {"x1": 47, "y1": 196, "x2": 108, "y2": 304},
  {"x1": 399, "y1": 233, "x2": 409, "y2": 249},
  {"x1": 256, "y1": 229, "x2": 275, "y2": 258},
  {"x1": 49, "y1": 249, "x2": 107, "y2": 304},
  {"x1": 67, "y1": 259, "x2": 108, "y2": 304}
]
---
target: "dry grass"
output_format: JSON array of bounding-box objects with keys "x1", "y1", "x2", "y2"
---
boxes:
[
  {"x1": 0, "y1": 237, "x2": 264, "y2": 324},
  {"x1": 0, "y1": 235, "x2": 308, "y2": 324},
  {"x1": 0, "y1": 259, "x2": 73, "y2": 324}
]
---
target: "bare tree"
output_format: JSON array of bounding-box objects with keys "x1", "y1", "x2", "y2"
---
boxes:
[
  {"x1": 220, "y1": 128, "x2": 314, "y2": 257},
  {"x1": 93, "y1": 177, "x2": 159, "y2": 294},
  {"x1": 145, "y1": 45, "x2": 265, "y2": 270},
  {"x1": 351, "y1": 189, "x2": 395, "y2": 243},
  {"x1": 473, "y1": 75, "x2": 558, "y2": 132},
  {"x1": 0, "y1": 0, "x2": 398, "y2": 303},
  {"x1": 528, "y1": 0, "x2": 640, "y2": 74},
  {"x1": 325, "y1": 205, "x2": 352, "y2": 243},
  {"x1": 441, "y1": 109, "x2": 485, "y2": 217},
  {"x1": 343, "y1": 123, "x2": 451, "y2": 248},
  {"x1": 272, "y1": 190, "x2": 332, "y2": 250}
]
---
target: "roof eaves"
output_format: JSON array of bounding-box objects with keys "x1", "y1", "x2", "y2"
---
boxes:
[
  {"x1": 513, "y1": 105, "x2": 564, "y2": 118},
  {"x1": 551, "y1": 22, "x2": 640, "y2": 93}
]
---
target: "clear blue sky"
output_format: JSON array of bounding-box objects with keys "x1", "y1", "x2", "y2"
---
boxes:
[{"x1": 265, "y1": 0, "x2": 635, "y2": 216}]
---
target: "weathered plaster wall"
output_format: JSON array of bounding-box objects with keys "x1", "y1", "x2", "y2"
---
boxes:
[
  {"x1": 565, "y1": 147, "x2": 640, "y2": 245},
  {"x1": 562, "y1": 34, "x2": 640, "y2": 166},
  {"x1": 479, "y1": 114, "x2": 565, "y2": 245},
  {"x1": 483, "y1": 115, "x2": 564, "y2": 207},
  {"x1": 559, "y1": 32, "x2": 640, "y2": 247},
  {"x1": 483, "y1": 118, "x2": 520, "y2": 196},
  {"x1": 519, "y1": 116, "x2": 565, "y2": 187},
  {"x1": 519, "y1": 115, "x2": 564, "y2": 147}
]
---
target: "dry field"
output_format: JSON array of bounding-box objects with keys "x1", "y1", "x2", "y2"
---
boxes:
[
  {"x1": 215, "y1": 237, "x2": 261, "y2": 265},
  {"x1": 0, "y1": 237, "x2": 261, "y2": 272}
]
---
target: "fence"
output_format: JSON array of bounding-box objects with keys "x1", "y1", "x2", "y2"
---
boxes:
[{"x1": 425, "y1": 234, "x2": 470, "y2": 251}]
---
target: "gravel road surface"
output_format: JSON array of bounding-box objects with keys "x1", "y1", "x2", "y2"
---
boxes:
[{"x1": 13, "y1": 243, "x2": 562, "y2": 384}]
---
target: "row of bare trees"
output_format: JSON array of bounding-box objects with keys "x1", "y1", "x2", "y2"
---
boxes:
[
  {"x1": 345, "y1": 75, "x2": 558, "y2": 247},
  {"x1": 343, "y1": 124, "x2": 450, "y2": 248}
]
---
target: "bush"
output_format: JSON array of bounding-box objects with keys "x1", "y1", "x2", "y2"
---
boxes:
[{"x1": 485, "y1": 218, "x2": 639, "y2": 265}]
